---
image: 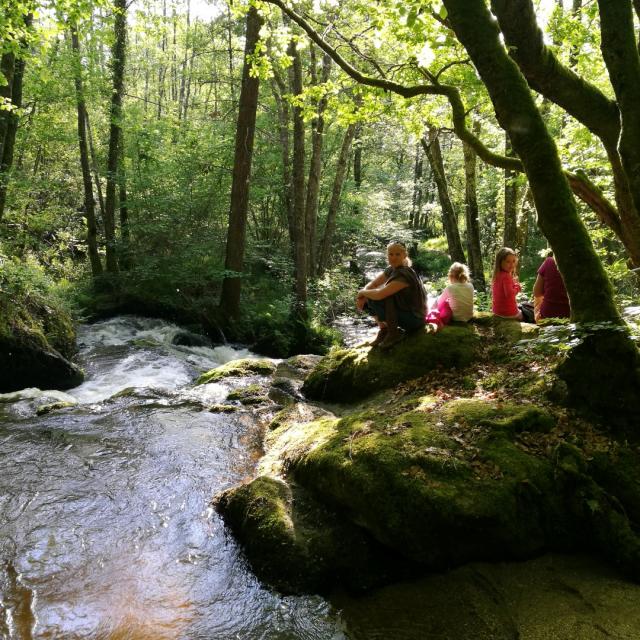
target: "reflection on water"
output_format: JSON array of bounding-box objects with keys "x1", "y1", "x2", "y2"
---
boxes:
[{"x1": 0, "y1": 317, "x2": 346, "y2": 639}]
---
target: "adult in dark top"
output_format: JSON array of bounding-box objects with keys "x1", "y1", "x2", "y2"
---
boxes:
[
  {"x1": 533, "y1": 254, "x2": 571, "y2": 321},
  {"x1": 356, "y1": 241, "x2": 427, "y2": 349}
]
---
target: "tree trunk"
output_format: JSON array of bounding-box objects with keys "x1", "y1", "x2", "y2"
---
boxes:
[
  {"x1": 271, "y1": 69, "x2": 294, "y2": 242},
  {"x1": 304, "y1": 49, "x2": 332, "y2": 278},
  {"x1": 70, "y1": 24, "x2": 102, "y2": 277},
  {"x1": 118, "y1": 155, "x2": 130, "y2": 269},
  {"x1": 503, "y1": 133, "x2": 518, "y2": 249},
  {"x1": 86, "y1": 115, "x2": 105, "y2": 221},
  {"x1": 410, "y1": 143, "x2": 423, "y2": 228},
  {"x1": 462, "y1": 133, "x2": 486, "y2": 291},
  {"x1": 289, "y1": 38, "x2": 307, "y2": 317},
  {"x1": 444, "y1": 0, "x2": 640, "y2": 430},
  {"x1": 219, "y1": 6, "x2": 263, "y2": 318},
  {"x1": 421, "y1": 129, "x2": 466, "y2": 264},
  {"x1": 0, "y1": 14, "x2": 31, "y2": 222},
  {"x1": 597, "y1": 0, "x2": 640, "y2": 245},
  {"x1": 317, "y1": 123, "x2": 357, "y2": 276},
  {"x1": 491, "y1": 0, "x2": 640, "y2": 269},
  {"x1": 104, "y1": 0, "x2": 127, "y2": 274}
]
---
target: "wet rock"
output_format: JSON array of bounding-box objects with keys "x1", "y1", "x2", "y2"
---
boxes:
[
  {"x1": 275, "y1": 354, "x2": 323, "y2": 381},
  {"x1": 268, "y1": 377, "x2": 303, "y2": 406},
  {"x1": 171, "y1": 330, "x2": 213, "y2": 348},
  {"x1": 36, "y1": 400, "x2": 78, "y2": 416},
  {"x1": 0, "y1": 336, "x2": 84, "y2": 393},
  {"x1": 215, "y1": 476, "x2": 405, "y2": 594},
  {"x1": 227, "y1": 384, "x2": 270, "y2": 406},
  {"x1": 208, "y1": 403, "x2": 240, "y2": 413},
  {"x1": 197, "y1": 358, "x2": 276, "y2": 385}
]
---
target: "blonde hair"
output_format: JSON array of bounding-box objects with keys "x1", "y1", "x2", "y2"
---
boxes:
[
  {"x1": 493, "y1": 247, "x2": 517, "y2": 279},
  {"x1": 387, "y1": 241, "x2": 412, "y2": 267},
  {"x1": 448, "y1": 262, "x2": 470, "y2": 283}
]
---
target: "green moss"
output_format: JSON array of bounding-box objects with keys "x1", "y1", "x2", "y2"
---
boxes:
[
  {"x1": 261, "y1": 395, "x2": 565, "y2": 568},
  {"x1": 441, "y1": 399, "x2": 555, "y2": 434},
  {"x1": 302, "y1": 325, "x2": 479, "y2": 402},
  {"x1": 227, "y1": 384, "x2": 269, "y2": 405},
  {"x1": 36, "y1": 400, "x2": 78, "y2": 416},
  {"x1": 196, "y1": 358, "x2": 276, "y2": 384},
  {"x1": 215, "y1": 476, "x2": 407, "y2": 593},
  {"x1": 208, "y1": 403, "x2": 240, "y2": 413}
]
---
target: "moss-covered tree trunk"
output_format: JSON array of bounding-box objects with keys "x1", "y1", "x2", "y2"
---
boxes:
[
  {"x1": 0, "y1": 13, "x2": 31, "y2": 222},
  {"x1": 491, "y1": 0, "x2": 640, "y2": 269},
  {"x1": 503, "y1": 134, "x2": 518, "y2": 250},
  {"x1": 421, "y1": 129, "x2": 466, "y2": 264},
  {"x1": 443, "y1": 0, "x2": 640, "y2": 430},
  {"x1": 219, "y1": 6, "x2": 263, "y2": 318},
  {"x1": 597, "y1": 0, "x2": 640, "y2": 227}
]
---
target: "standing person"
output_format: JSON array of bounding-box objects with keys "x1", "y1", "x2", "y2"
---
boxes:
[
  {"x1": 435, "y1": 262, "x2": 475, "y2": 322},
  {"x1": 492, "y1": 247, "x2": 523, "y2": 320},
  {"x1": 356, "y1": 241, "x2": 427, "y2": 349},
  {"x1": 533, "y1": 252, "x2": 571, "y2": 321}
]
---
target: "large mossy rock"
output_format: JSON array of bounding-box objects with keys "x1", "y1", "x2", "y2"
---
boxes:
[
  {"x1": 302, "y1": 325, "x2": 479, "y2": 402},
  {"x1": 216, "y1": 391, "x2": 640, "y2": 593},
  {"x1": 0, "y1": 298, "x2": 83, "y2": 393},
  {"x1": 215, "y1": 476, "x2": 406, "y2": 594}
]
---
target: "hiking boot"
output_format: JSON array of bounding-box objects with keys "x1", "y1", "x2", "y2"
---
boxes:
[
  {"x1": 368, "y1": 327, "x2": 388, "y2": 347},
  {"x1": 379, "y1": 329, "x2": 405, "y2": 350}
]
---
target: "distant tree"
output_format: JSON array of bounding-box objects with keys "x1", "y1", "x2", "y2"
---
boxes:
[{"x1": 219, "y1": 6, "x2": 263, "y2": 319}]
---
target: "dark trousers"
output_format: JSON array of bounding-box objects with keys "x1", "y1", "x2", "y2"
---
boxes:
[{"x1": 365, "y1": 298, "x2": 425, "y2": 331}]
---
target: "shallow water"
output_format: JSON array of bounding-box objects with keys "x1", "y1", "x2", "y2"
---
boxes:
[{"x1": 0, "y1": 317, "x2": 346, "y2": 639}]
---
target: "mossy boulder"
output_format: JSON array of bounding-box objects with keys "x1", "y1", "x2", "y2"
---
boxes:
[
  {"x1": 217, "y1": 386, "x2": 640, "y2": 593},
  {"x1": 302, "y1": 325, "x2": 479, "y2": 402},
  {"x1": 274, "y1": 399, "x2": 570, "y2": 569},
  {"x1": 196, "y1": 358, "x2": 276, "y2": 385},
  {"x1": 215, "y1": 476, "x2": 405, "y2": 594},
  {"x1": 0, "y1": 284, "x2": 83, "y2": 393}
]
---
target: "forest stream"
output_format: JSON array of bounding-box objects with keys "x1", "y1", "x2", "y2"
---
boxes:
[
  {"x1": 0, "y1": 316, "x2": 346, "y2": 639},
  {"x1": 3, "y1": 316, "x2": 640, "y2": 640}
]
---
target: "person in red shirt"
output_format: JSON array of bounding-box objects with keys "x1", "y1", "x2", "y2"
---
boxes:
[
  {"x1": 492, "y1": 247, "x2": 523, "y2": 320},
  {"x1": 533, "y1": 253, "x2": 571, "y2": 321}
]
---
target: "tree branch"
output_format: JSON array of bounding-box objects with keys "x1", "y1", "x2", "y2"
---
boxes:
[{"x1": 263, "y1": 0, "x2": 622, "y2": 230}]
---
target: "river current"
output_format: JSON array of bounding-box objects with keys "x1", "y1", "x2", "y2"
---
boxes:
[{"x1": 0, "y1": 317, "x2": 346, "y2": 639}]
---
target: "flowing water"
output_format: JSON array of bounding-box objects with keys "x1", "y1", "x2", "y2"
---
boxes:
[{"x1": 0, "y1": 317, "x2": 346, "y2": 639}]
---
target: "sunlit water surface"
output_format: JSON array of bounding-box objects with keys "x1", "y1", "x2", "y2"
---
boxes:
[{"x1": 0, "y1": 317, "x2": 347, "y2": 639}]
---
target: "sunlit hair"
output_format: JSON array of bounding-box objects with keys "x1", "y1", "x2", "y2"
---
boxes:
[
  {"x1": 493, "y1": 247, "x2": 518, "y2": 279},
  {"x1": 449, "y1": 262, "x2": 470, "y2": 283},
  {"x1": 387, "y1": 241, "x2": 412, "y2": 267}
]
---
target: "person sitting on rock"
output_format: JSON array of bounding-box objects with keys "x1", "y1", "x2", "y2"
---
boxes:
[
  {"x1": 356, "y1": 241, "x2": 427, "y2": 349},
  {"x1": 492, "y1": 247, "x2": 523, "y2": 320},
  {"x1": 430, "y1": 262, "x2": 475, "y2": 327},
  {"x1": 533, "y1": 252, "x2": 571, "y2": 322}
]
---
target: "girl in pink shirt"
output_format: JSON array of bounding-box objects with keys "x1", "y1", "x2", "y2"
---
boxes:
[{"x1": 492, "y1": 247, "x2": 523, "y2": 320}]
